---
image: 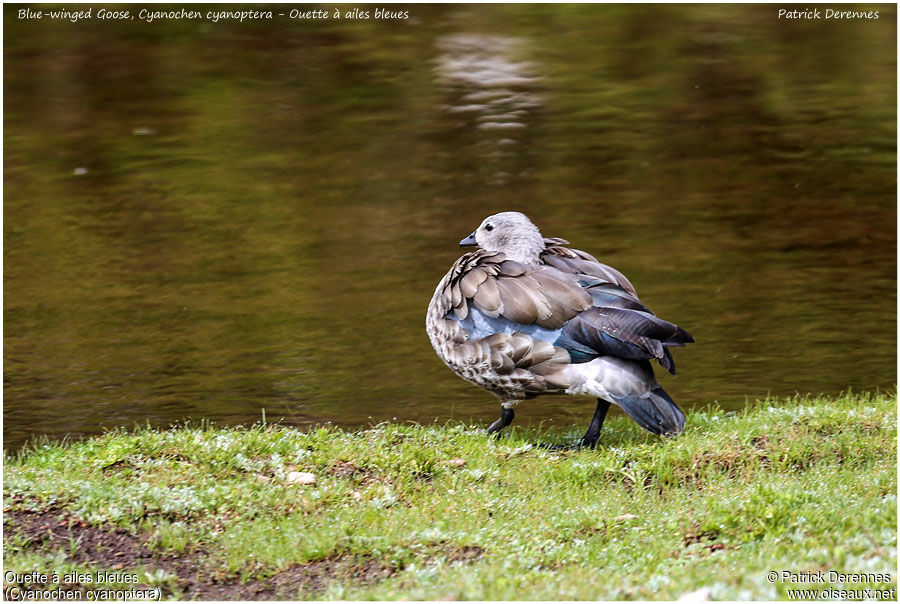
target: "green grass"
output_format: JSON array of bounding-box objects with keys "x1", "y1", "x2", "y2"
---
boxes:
[{"x1": 4, "y1": 390, "x2": 897, "y2": 600}]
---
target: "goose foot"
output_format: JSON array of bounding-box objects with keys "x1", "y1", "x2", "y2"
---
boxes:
[
  {"x1": 538, "y1": 399, "x2": 612, "y2": 450},
  {"x1": 486, "y1": 407, "x2": 515, "y2": 438},
  {"x1": 578, "y1": 399, "x2": 611, "y2": 449}
]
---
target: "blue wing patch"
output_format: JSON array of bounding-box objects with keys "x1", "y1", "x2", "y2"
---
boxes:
[{"x1": 455, "y1": 307, "x2": 564, "y2": 343}]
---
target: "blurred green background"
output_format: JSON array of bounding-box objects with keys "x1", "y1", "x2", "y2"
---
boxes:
[{"x1": 4, "y1": 4, "x2": 896, "y2": 450}]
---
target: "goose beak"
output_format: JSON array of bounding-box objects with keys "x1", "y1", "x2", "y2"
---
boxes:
[{"x1": 459, "y1": 231, "x2": 478, "y2": 247}]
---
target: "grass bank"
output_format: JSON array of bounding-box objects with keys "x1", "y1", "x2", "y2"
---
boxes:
[{"x1": 4, "y1": 391, "x2": 897, "y2": 600}]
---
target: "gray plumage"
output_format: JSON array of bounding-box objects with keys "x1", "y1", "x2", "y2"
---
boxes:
[{"x1": 426, "y1": 211, "x2": 693, "y2": 445}]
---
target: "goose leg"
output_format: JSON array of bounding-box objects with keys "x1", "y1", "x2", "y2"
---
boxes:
[
  {"x1": 486, "y1": 407, "x2": 515, "y2": 437},
  {"x1": 537, "y1": 400, "x2": 612, "y2": 450},
  {"x1": 580, "y1": 399, "x2": 611, "y2": 448}
]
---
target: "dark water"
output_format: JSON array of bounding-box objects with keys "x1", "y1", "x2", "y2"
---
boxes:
[{"x1": 4, "y1": 4, "x2": 896, "y2": 451}]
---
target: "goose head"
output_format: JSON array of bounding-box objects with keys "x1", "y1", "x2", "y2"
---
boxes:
[{"x1": 459, "y1": 211, "x2": 545, "y2": 265}]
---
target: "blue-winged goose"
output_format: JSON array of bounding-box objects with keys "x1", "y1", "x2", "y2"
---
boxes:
[{"x1": 426, "y1": 211, "x2": 693, "y2": 447}]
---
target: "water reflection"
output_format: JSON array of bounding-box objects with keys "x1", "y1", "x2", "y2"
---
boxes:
[{"x1": 435, "y1": 34, "x2": 541, "y2": 185}]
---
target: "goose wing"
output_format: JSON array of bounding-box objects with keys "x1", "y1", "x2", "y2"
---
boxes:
[
  {"x1": 436, "y1": 249, "x2": 593, "y2": 329},
  {"x1": 436, "y1": 243, "x2": 692, "y2": 375},
  {"x1": 540, "y1": 244, "x2": 693, "y2": 374},
  {"x1": 432, "y1": 249, "x2": 592, "y2": 393}
]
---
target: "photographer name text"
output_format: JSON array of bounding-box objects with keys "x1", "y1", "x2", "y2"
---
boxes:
[{"x1": 778, "y1": 8, "x2": 879, "y2": 20}]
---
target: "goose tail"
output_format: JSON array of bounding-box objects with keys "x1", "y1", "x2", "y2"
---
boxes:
[{"x1": 612, "y1": 386, "x2": 685, "y2": 436}]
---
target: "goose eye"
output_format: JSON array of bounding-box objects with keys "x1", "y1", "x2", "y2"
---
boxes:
[{"x1": 485, "y1": 224, "x2": 493, "y2": 232}]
